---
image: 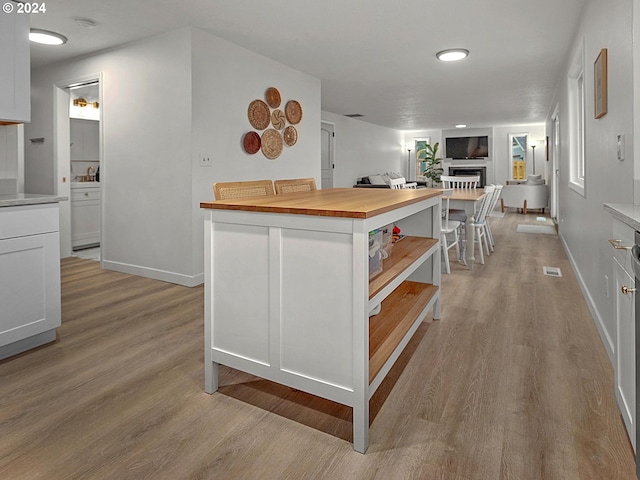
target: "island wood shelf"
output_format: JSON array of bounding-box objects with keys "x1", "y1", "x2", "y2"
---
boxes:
[
  {"x1": 369, "y1": 236, "x2": 439, "y2": 300},
  {"x1": 201, "y1": 188, "x2": 442, "y2": 453},
  {"x1": 369, "y1": 281, "x2": 438, "y2": 383}
]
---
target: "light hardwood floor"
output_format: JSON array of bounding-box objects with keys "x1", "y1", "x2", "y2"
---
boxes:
[{"x1": 0, "y1": 212, "x2": 635, "y2": 479}]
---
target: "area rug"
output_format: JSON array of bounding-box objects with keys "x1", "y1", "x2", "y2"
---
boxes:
[{"x1": 516, "y1": 224, "x2": 557, "y2": 235}]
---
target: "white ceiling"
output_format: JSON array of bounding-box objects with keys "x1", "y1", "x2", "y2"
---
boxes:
[{"x1": 28, "y1": 0, "x2": 588, "y2": 131}]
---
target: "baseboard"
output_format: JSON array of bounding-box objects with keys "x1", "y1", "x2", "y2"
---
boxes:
[
  {"x1": 102, "y1": 260, "x2": 204, "y2": 287},
  {"x1": 0, "y1": 329, "x2": 57, "y2": 361},
  {"x1": 558, "y1": 232, "x2": 615, "y2": 365}
]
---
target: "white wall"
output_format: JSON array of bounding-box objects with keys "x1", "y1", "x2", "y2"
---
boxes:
[
  {"x1": 189, "y1": 28, "x2": 321, "y2": 276},
  {"x1": 26, "y1": 27, "x2": 322, "y2": 286},
  {"x1": 551, "y1": 0, "x2": 634, "y2": 360},
  {"x1": 321, "y1": 111, "x2": 405, "y2": 187}
]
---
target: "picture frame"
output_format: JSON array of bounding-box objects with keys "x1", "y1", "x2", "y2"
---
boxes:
[{"x1": 594, "y1": 48, "x2": 607, "y2": 119}]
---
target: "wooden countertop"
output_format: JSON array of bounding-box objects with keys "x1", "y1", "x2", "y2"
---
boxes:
[{"x1": 200, "y1": 187, "x2": 442, "y2": 219}]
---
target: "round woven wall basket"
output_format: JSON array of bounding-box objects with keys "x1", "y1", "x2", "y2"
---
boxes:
[
  {"x1": 248, "y1": 99, "x2": 270, "y2": 130},
  {"x1": 261, "y1": 129, "x2": 283, "y2": 159}
]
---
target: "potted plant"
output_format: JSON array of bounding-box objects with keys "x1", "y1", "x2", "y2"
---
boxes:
[{"x1": 419, "y1": 142, "x2": 444, "y2": 187}]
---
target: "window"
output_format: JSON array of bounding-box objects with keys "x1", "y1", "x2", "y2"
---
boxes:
[{"x1": 568, "y1": 40, "x2": 586, "y2": 196}]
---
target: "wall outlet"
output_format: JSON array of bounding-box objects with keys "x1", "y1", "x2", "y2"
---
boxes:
[{"x1": 199, "y1": 154, "x2": 213, "y2": 167}]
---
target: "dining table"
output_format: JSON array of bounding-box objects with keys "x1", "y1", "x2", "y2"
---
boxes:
[{"x1": 446, "y1": 188, "x2": 487, "y2": 269}]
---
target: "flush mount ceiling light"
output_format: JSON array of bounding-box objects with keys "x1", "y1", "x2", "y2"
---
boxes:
[
  {"x1": 29, "y1": 28, "x2": 67, "y2": 45},
  {"x1": 436, "y1": 49, "x2": 469, "y2": 62},
  {"x1": 455, "y1": 124, "x2": 467, "y2": 128}
]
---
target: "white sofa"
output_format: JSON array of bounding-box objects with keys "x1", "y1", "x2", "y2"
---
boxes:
[{"x1": 500, "y1": 174, "x2": 549, "y2": 214}]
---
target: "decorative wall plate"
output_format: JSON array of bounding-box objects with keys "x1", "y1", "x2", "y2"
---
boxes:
[
  {"x1": 285, "y1": 100, "x2": 302, "y2": 124},
  {"x1": 271, "y1": 109, "x2": 286, "y2": 130},
  {"x1": 261, "y1": 129, "x2": 283, "y2": 159},
  {"x1": 265, "y1": 87, "x2": 281, "y2": 108},
  {"x1": 283, "y1": 126, "x2": 298, "y2": 146},
  {"x1": 243, "y1": 131, "x2": 261, "y2": 154},
  {"x1": 248, "y1": 99, "x2": 270, "y2": 130}
]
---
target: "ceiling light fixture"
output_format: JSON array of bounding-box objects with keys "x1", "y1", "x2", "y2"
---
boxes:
[
  {"x1": 29, "y1": 28, "x2": 68, "y2": 45},
  {"x1": 436, "y1": 49, "x2": 469, "y2": 62},
  {"x1": 455, "y1": 124, "x2": 467, "y2": 128}
]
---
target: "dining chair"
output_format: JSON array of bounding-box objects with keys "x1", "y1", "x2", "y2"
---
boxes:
[
  {"x1": 274, "y1": 177, "x2": 317, "y2": 194},
  {"x1": 469, "y1": 185, "x2": 496, "y2": 265},
  {"x1": 388, "y1": 177, "x2": 417, "y2": 189},
  {"x1": 440, "y1": 189, "x2": 461, "y2": 274},
  {"x1": 484, "y1": 184, "x2": 503, "y2": 251},
  {"x1": 441, "y1": 175, "x2": 480, "y2": 189},
  {"x1": 213, "y1": 179, "x2": 275, "y2": 200}
]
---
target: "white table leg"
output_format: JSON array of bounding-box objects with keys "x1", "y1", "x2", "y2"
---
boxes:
[{"x1": 465, "y1": 214, "x2": 476, "y2": 269}]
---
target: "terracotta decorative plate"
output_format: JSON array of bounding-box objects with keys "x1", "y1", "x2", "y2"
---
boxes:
[
  {"x1": 247, "y1": 99, "x2": 270, "y2": 130},
  {"x1": 265, "y1": 87, "x2": 281, "y2": 108},
  {"x1": 285, "y1": 100, "x2": 302, "y2": 125},
  {"x1": 271, "y1": 109, "x2": 286, "y2": 130},
  {"x1": 283, "y1": 126, "x2": 298, "y2": 146},
  {"x1": 261, "y1": 129, "x2": 283, "y2": 159},
  {"x1": 243, "y1": 131, "x2": 261, "y2": 154}
]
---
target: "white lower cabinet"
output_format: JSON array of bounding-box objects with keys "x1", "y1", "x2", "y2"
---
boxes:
[
  {"x1": 611, "y1": 217, "x2": 636, "y2": 452},
  {"x1": 71, "y1": 185, "x2": 101, "y2": 248},
  {"x1": 614, "y1": 257, "x2": 635, "y2": 452},
  {"x1": 0, "y1": 203, "x2": 61, "y2": 360}
]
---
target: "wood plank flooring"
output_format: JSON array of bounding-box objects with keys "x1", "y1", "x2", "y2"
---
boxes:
[{"x1": 0, "y1": 212, "x2": 635, "y2": 479}]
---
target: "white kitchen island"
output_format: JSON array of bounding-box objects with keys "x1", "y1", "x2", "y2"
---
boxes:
[
  {"x1": 201, "y1": 188, "x2": 442, "y2": 453},
  {"x1": 0, "y1": 194, "x2": 65, "y2": 360}
]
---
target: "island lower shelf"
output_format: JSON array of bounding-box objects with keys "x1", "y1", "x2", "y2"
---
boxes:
[{"x1": 369, "y1": 281, "x2": 438, "y2": 383}]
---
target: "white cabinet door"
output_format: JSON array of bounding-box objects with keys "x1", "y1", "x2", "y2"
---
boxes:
[
  {"x1": 0, "y1": 5, "x2": 30, "y2": 123},
  {"x1": 0, "y1": 232, "x2": 61, "y2": 348},
  {"x1": 71, "y1": 187, "x2": 101, "y2": 248},
  {"x1": 614, "y1": 256, "x2": 635, "y2": 451}
]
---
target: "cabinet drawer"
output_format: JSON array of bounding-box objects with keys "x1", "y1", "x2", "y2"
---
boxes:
[
  {"x1": 0, "y1": 204, "x2": 59, "y2": 240},
  {"x1": 612, "y1": 218, "x2": 635, "y2": 276},
  {"x1": 71, "y1": 188, "x2": 101, "y2": 202}
]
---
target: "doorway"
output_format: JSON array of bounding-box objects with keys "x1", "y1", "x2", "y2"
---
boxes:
[
  {"x1": 321, "y1": 122, "x2": 334, "y2": 188},
  {"x1": 551, "y1": 107, "x2": 560, "y2": 222},
  {"x1": 54, "y1": 74, "x2": 103, "y2": 261}
]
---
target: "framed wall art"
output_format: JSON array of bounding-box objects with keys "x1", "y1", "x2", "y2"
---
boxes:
[{"x1": 594, "y1": 48, "x2": 607, "y2": 119}]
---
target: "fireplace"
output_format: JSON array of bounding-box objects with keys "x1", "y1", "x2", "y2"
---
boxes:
[{"x1": 448, "y1": 167, "x2": 486, "y2": 187}]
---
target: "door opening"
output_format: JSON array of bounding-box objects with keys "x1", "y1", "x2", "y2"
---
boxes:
[{"x1": 321, "y1": 122, "x2": 334, "y2": 189}]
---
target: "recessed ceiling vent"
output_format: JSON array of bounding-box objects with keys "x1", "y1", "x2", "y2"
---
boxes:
[{"x1": 344, "y1": 114, "x2": 364, "y2": 118}]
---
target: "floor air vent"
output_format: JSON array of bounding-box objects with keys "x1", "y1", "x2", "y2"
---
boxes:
[{"x1": 543, "y1": 266, "x2": 562, "y2": 277}]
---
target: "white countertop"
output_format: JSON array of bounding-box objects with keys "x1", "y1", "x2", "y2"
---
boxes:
[
  {"x1": 604, "y1": 203, "x2": 640, "y2": 231},
  {"x1": 0, "y1": 193, "x2": 67, "y2": 208}
]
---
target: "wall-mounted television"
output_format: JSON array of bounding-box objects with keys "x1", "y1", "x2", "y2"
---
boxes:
[{"x1": 445, "y1": 136, "x2": 489, "y2": 159}]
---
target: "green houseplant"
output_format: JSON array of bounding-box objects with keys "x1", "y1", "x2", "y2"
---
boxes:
[{"x1": 418, "y1": 142, "x2": 444, "y2": 186}]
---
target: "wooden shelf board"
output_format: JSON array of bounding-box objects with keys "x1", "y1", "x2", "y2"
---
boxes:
[
  {"x1": 369, "y1": 281, "x2": 438, "y2": 383},
  {"x1": 369, "y1": 236, "x2": 438, "y2": 300}
]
